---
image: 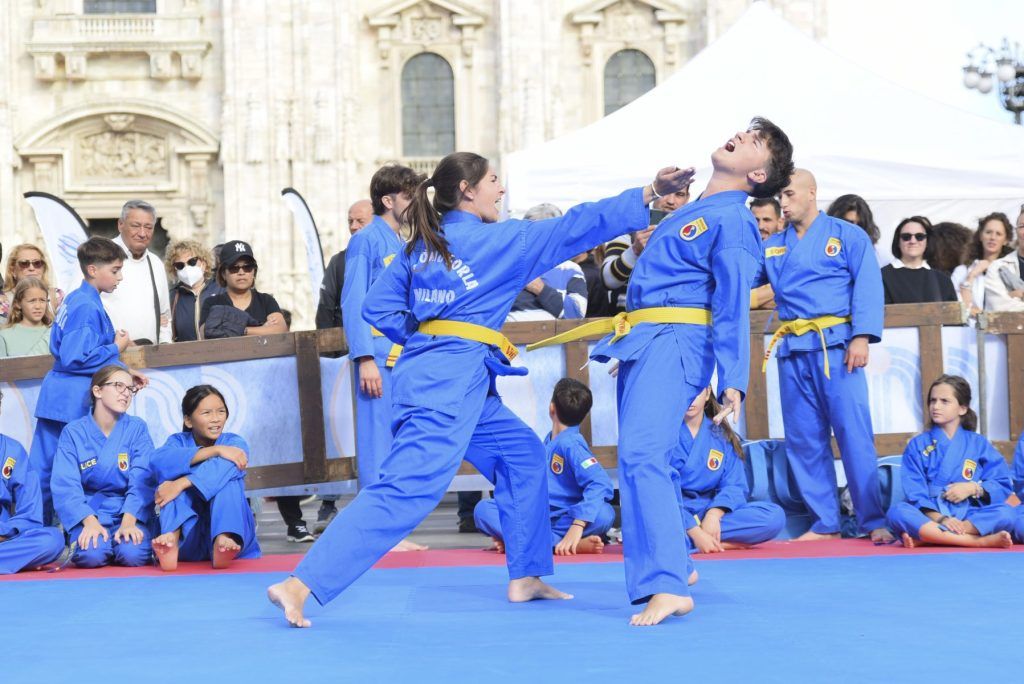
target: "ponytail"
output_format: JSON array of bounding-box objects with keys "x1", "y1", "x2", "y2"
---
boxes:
[
  {"x1": 703, "y1": 393, "x2": 744, "y2": 459},
  {"x1": 926, "y1": 374, "x2": 978, "y2": 432},
  {"x1": 405, "y1": 176, "x2": 452, "y2": 268}
]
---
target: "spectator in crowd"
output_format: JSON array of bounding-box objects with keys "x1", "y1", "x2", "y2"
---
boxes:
[
  {"x1": 199, "y1": 240, "x2": 287, "y2": 339},
  {"x1": 573, "y1": 246, "x2": 616, "y2": 318},
  {"x1": 983, "y1": 205, "x2": 1024, "y2": 313},
  {"x1": 314, "y1": 199, "x2": 373, "y2": 332},
  {"x1": 750, "y1": 197, "x2": 782, "y2": 240},
  {"x1": 826, "y1": 194, "x2": 881, "y2": 246},
  {"x1": 929, "y1": 222, "x2": 973, "y2": 274},
  {"x1": 881, "y1": 216, "x2": 957, "y2": 304},
  {"x1": 952, "y1": 213, "x2": 1014, "y2": 316},
  {"x1": 0, "y1": 277, "x2": 52, "y2": 357},
  {"x1": 101, "y1": 200, "x2": 172, "y2": 345},
  {"x1": 165, "y1": 239, "x2": 220, "y2": 342},
  {"x1": 2, "y1": 243, "x2": 64, "y2": 325}
]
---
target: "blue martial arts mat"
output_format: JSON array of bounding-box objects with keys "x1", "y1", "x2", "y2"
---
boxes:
[{"x1": 3, "y1": 552, "x2": 1022, "y2": 683}]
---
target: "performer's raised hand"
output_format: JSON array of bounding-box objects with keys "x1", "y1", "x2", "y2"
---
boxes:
[
  {"x1": 649, "y1": 166, "x2": 696, "y2": 199},
  {"x1": 713, "y1": 388, "x2": 742, "y2": 426}
]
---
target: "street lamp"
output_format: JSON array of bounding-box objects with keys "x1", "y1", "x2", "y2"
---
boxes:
[{"x1": 962, "y1": 39, "x2": 1024, "y2": 125}]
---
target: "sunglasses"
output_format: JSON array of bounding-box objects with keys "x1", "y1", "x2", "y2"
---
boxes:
[
  {"x1": 173, "y1": 256, "x2": 200, "y2": 270},
  {"x1": 227, "y1": 263, "x2": 255, "y2": 274},
  {"x1": 900, "y1": 233, "x2": 927, "y2": 242},
  {"x1": 17, "y1": 259, "x2": 44, "y2": 269},
  {"x1": 101, "y1": 381, "x2": 139, "y2": 396}
]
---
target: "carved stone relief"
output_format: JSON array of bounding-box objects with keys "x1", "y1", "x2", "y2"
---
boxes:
[{"x1": 78, "y1": 131, "x2": 168, "y2": 178}]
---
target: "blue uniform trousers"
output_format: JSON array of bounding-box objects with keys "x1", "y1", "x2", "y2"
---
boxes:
[
  {"x1": 28, "y1": 418, "x2": 66, "y2": 526},
  {"x1": 0, "y1": 528, "x2": 65, "y2": 574},
  {"x1": 353, "y1": 361, "x2": 394, "y2": 490},
  {"x1": 779, "y1": 347, "x2": 886, "y2": 534},
  {"x1": 294, "y1": 370, "x2": 553, "y2": 606},
  {"x1": 616, "y1": 332, "x2": 696, "y2": 604},
  {"x1": 887, "y1": 501, "x2": 1015, "y2": 539},
  {"x1": 683, "y1": 501, "x2": 785, "y2": 552},
  {"x1": 158, "y1": 479, "x2": 260, "y2": 562},
  {"x1": 474, "y1": 498, "x2": 615, "y2": 546},
  {"x1": 69, "y1": 520, "x2": 153, "y2": 568},
  {"x1": 1014, "y1": 508, "x2": 1024, "y2": 544}
]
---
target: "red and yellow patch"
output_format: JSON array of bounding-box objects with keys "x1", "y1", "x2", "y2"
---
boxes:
[
  {"x1": 118, "y1": 452, "x2": 129, "y2": 472},
  {"x1": 825, "y1": 237, "x2": 842, "y2": 257},
  {"x1": 707, "y1": 449, "x2": 723, "y2": 471},
  {"x1": 962, "y1": 459, "x2": 977, "y2": 480},
  {"x1": 581, "y1": 456, "x2": 598, "y2": 470},
  {"x1": 1, "y1": 456, "x2": 15, "y2": 479},
  {"x1": 679, "y1": 217, "x2": 709, "y2": 241},
  {"x1": 551, "y1": 453, "x2": 564, "y2": 475}
]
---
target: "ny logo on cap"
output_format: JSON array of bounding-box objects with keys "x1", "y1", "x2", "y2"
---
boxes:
[{"x1": 235, "y1": 243, "x2": 246, "y2": 252}]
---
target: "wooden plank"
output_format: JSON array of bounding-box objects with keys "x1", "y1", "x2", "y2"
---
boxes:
[
  {"x1": 294, "y1": 331, "x2": 328, "y2": 483},
  {"x1": 503, "y1": 320, "x2": 558, "y2": 344},
  {"x1": 992, "y1": 440, "x2": 1015, "y2": 462},
  {"x1": 564, "y1": 339, "x2": 593, "y2": 443},
  {"x1": 314, "y1": 327, "x2": 347, "y2": 354},
  {"x1": 917, "y1": 325, "x2": 944, "y2": 412},
  {"x1": 0, "y1": 353, "x2": 53, "y2": 381},
  {"x1": 982, "y1": 311, "x2": 1024, "y2": 335},
  {"x1": 745, "y1": 333, "x2": 770, "y2": 440},
  {"x1": 884, "y1": 302, "x2": 964, "y2": 328},
  {"x1": 135, "y1": 333, "x2": 298, "y2": 368},
  {"x1": 1006, "y1": 334, "x2": 1024, "y2": 443},
  {"x1": 245, "y1": 457, "x2": 356, "y2": 490}
]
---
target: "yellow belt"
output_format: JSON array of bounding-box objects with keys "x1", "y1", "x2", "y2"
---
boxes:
[
  {"x1": 761, "y1": 315, "x2": 851, "y2": 379},
  {"x1": 525, "y1": 307, "x2": 712, "y2": 352},
  {"x1": 370, "y1": 327, "x2": 403, "y2": 368},
  {"x1": 417, "y1": 320, "x2": 519, "y2": 362}
]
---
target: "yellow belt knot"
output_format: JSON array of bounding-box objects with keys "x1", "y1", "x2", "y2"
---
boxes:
[{"x1": 761, "y1": 315, "x2": 852, "y2": 379}]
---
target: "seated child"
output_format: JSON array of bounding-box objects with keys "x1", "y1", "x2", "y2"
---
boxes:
[
  {"x1": 1006, "y1": 424, "x2": 1023, "y2": 543},
  {"x1": 0, "y1": 389, "x2": 64, "y2": 573},
  {"x1": 50, "y1": 365, "x2": 156, "y2": 568},
  {"x1": 474, "y1": 378, "x2": 614, "y2": 555},
  {"x1": 672, "y1": 386, "x2": 784, "y2": 553},
  {"x1": 888, "y1": 374, "x2": 1014, "y2": 549},
  {"x1": 151, "y1": 384, "x2": 261, "y2": 570}
]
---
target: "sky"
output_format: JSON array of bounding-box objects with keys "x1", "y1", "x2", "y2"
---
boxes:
[{"x1": 823, "y1": 0, "x2": 1024, "y2": 124}]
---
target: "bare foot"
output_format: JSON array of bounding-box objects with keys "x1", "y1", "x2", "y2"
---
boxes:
[
  {"x1": 870, "y1": 527, "x2": 895, "y2": 543},
  {"x1": 152, "y1": 530, "x2": 181, "y2": 572},
  {"x1": 688, "y1": 569, "x2": 699, "y2": 586},
  {"x1": 721, "y1": 542, "x2": 752, "y2": 550},
  {"x1": 507, "y1": 577, "x2": 573, "y2": 602},
  {"x1": 267, "y1": 577, "x2": 312, "y2": 628},
  {"x1": 630, "y1": 593, "x2": 694, "y2": 626},
  {"x1": 901, "y1": 532, "x2": 918, "y2": 549},
  {"x1": 390, "y1": 538, "x2": 429, "y2": 552},
  {"x1": 793, "y1": 531, "x2": 841, "y2": 542},
  {"x1": 487, "y1": 537, "x2": 506, "y2": 554},
  {"x1": 978, "y1": 530, "x2": 1013, "y2": 548},
  {"x1": 212, "y1": 533, "x2": 242, "y2": 569},
  {"x1": 575, "y1": 535, "x2": 605, "y2": 554}
]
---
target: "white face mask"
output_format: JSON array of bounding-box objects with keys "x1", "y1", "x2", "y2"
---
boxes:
[{"x1": 177, "y1": 264, "x2": 204, "y2": 287}]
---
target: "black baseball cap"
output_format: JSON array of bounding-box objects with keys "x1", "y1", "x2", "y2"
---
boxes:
[{"x1": 219, "y1": 240, "x2": 257, "y2": 268}]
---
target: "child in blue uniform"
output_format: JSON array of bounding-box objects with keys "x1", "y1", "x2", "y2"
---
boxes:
[
  {"x1": 474, "y1": 378, "x2": 615, "y2": 555},
  {"x1": 267, "y1": 152, "x2": 695, "y2": 627},
  {"x1": 887, "y1": 375, "x2": 1014, "y2": 549},
  {"x1": 28, "y1": 237, "x2": 147, "y2": 524},
  {"x1": 672, "y1": 386, "x2": 784, "y2": 554},
  {"x1": 50, "y1": 365, "x2": 156, "y2": 567},
  {"x1": 343, "y1": 164, "x2": 428, "y2": 552},
  {"x1": 150, "y1": 385, "x2": 261, "y2": 571},
  {"x1": 757, "y1": 169, "x2": 890, "y2": 543},
  {"x1": 1, "y1": 390, "x2": 65, "y2": 573}
]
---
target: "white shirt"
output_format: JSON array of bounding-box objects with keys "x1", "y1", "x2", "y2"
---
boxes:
[
  {"x1": 101, "y1": 235, "x2": 172, "y2": 344},
  {"x1": 951, "y1": 261, "x2": 987, "y2": 314}
]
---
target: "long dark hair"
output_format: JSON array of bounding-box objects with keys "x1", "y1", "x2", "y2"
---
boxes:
[
  {"x1": 929, "y1": 222, "x2": 973, "y2": 274},
  {"x1": 404, "y1": 152, "x2": 490, "y2": 268},
  {"x1": 702, "y1": 393, "x2": 744, "y2": 459},
  {"x1": 926, "y1": 374, "x2": 978, "y2": 432},
  {"x1": 181, "y1": 384, "x2": 229, "y2": 431},
  {"x1": 966, "y1": 212, "x2": 1014, "y2": 262},
  {"x1": 827, "y1": 194, "x2": 881, "y2": 245}
]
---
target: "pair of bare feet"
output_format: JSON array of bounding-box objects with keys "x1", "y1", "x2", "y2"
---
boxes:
[
  {"x1": 391, "y1": 539, "x2": 429, "y2": 552},
  {"x1": 487, "y1": 535, "x2": 605, "y2": 555},
  {"x1": 792, "y1": 527, "x2": 895, "y2": 543},
  {"x1": 900, "y1": 530, "x2": 1012, "y2": 549},
  {"x1": 152, "y1": 529, "x2": 242, "y2": 571}
]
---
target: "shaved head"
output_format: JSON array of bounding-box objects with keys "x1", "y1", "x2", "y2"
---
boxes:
[
  {"x1": 348, "y1": 199, "x2": 373, "y2": 235},
  {"x1": 789, "y1": 168, "x2": 817, "y2": 193},
  {"x1": 779, "y1": 168, "x2": 819, "y2": 229}
]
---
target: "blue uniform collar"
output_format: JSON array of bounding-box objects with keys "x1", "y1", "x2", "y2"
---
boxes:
[
  {"x1": 546, "y1": 425, "x2": 581, "y2": 445},
  {"x1": 783, "y1": 211, "x2": 826, "y2": 245},
  {"x1": 929, "y1": 424, "x2": 961, "y2": 446},
  {"x1": 441, "y1": 210, "x2": 484, "y2": 227},
  {"x1": 679, "y1": 416, "x2": 712, "y2": 451},
  {"x1": 80, "y1": 282, "x2": 103, "y2": 302}
]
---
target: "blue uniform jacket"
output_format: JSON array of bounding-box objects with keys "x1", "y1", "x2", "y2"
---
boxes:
[
  {"x1": 900, "y1": 426, "x2": 1012, "y2": 519},
  {"x1": 545, "y1": 426, "x2": 613, "y2": 523},
  {"x1": 364, "y1": 187, "x2": 648, "y2": 416},
  {"x1": 670, "y1": 417, "x2": 748, "y2": 529},
  {"x1": 757, "y1": 212, "x2": 883, "y2": 356},
  {"x1": 36, "y1": 283, "x2": 123, "y2": 423},
  {"x1": 1011, "y1": 433, "x2": 1024, "y2": 499},
  {"x1": 591, "y1": 190, "x2": 762, "y2": 395},
  {"x1": 152, "y1": 431, "x2": 249, "y2": 501},
  {"x1": 51, "y1": 414, "x2": 155, "y2": 529},
  {"x1": 0, "y1": 435, "x2": 45, "y2": 537},
  {"x1": 342, "y1": 215, "x2": 405, "y2": 364}
]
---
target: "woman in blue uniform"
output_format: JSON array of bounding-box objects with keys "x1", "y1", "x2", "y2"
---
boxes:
[
  {"x1": 150, "y1": 384, "x2": 260, "y2": 571},
  {"x1": 266, "y1": 152, "x2": 695, "y2": 627},
  {"x1": 672, "y1": 387, "x2": 784, "y2": 554},
  {"x1": 50, "y1": 365, "x2": 156, "y2": 568},
  {"x1": 887, "y1": 375, "x2": 1014, "y2": 549}
]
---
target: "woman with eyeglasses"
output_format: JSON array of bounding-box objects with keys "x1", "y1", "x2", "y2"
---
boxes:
[
  {"x1": 50, "y1": 365, "x2": 156, "y2": 568},
  {"x1": 880, "y1": 216, "x2": 957, "y2": 304},
  {"x1": 1, "y1": 244, "x2": 64, "y2": 325},
  {"x1": 164, "y1": 239, "x2": 221, "y2": 342},
  {"x1": 198, "y1": 240, "x2": 287, "y2": 339}
]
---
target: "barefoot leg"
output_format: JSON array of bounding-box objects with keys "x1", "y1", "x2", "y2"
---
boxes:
[
  {"x1": 870, "y1": 527, "x2": 895, "y2": 543},
  {"x1": 687, "y1": 569, "x2": 699, "y2": 586},
  {"x1": 977, "y1": 531, "x2": 1013, "y2": 548},
  {"x1": 629, "y1": 593, "x2": 694, "y2": 626},
  {"x1": 152, "y1": 529, "x2": 181, "y2": 572},
  {"x1": 507, "y1": 577, "x2": 573, "y2": 602},
  {"x1": 390, "y1": 538, "x2": 429, "y2": 552},
  {"x1": 574, "y1": 535, "x2": 605, "y2": 554},
  {"x1": 793, "y1": 530, "x2": 841, "y2": 542},
  {"x1": 918, "y1": 522, "x2": 988, "y2": 548},
  {"x1": 721, "y1": 542, "x2": 753, "y2": 550},
  {"x1": 212, "y1": 533, "x2": 242, "y2": 569},
  {"x1": 900, "y1": 532, "x2": 920, "y2": 549},
  {"x1": 267, "y1": 577, "x2": 313, "y2": 628},
  {"x1": 487, "y1": 537, "x2": 506, "y2": 554}
]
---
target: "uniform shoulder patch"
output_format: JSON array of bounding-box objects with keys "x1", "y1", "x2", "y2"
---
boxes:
[
  {"x1": 118, "y1": 452, "x2": 129, "y2": 472},
  {"x1": 825, "y1": 237, "x2": 842, "y2": 257},
  {"x1": 765, "y1": 246, "x2": 787, "y2": 258},
  {"x1": 679, "y1": 217, "x2": 709, "y2": 241},
  {"x1": 1, "y1": 456, "x2": 15, "y2": 479},
  {"x1": 551, "y1": 453, "x2": 564, "y2": 475},
  {"x1": 922, "y1": 441, "x2": 937, "y2": 457},
  {"x1": 383, "y1": 253, "x2": 396, "y2": 267},
  {"x1": 961, "y1": 459, "x2": 977, "y2": 480},
  {"x1": 580, "y1": 456, "x2": 598, "y2": 469},
  {"x1": 707, "y1": 449, "x2": 723, "y2": 471}
]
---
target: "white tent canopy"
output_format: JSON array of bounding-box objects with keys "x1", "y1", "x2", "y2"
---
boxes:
[{"x1": 503, "y1": 2, "x2": 1024, "y2": 258}]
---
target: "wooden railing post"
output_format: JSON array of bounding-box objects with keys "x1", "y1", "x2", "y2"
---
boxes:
[{"x1": 294, "y1": 330, "x2": 328, "y2": 484}]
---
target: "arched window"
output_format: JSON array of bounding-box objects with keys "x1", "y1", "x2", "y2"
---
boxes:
[
  {"x1": 402, "y1": 53, "x2": 455, "y2": 157},
  {"x1": 603, "y1": 49, "x2": 656, "y2": 116},
  {"x1": 84, "y1": 0, "x2": 157, "y2": 12}
]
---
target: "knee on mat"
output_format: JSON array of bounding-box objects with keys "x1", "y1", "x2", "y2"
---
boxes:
[
  {"x1": 113, "y1": 541, "x2": 153, "y2": 567},
  {"x1": 74, "y1": 545, "x2": 113, "y2": 569}
]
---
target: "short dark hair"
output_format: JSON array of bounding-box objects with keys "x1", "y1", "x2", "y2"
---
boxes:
[
  {"x1": 891, "y1": 216, "x2": 934, "y2": 261},
  {"x1": 370, "y1": 164, "x2": 426, "y2": 216},
  {"x1": 749, "y1": 197, "x2": 781, "y2": 217},
  {"x1": 748, "y1": 117, "x2": 794, "y2": 199},
  {"x1": 77, "y1": 236, "x2": 127, "y2": 276},
  {"x1": 929, "y1": 221, "x2": 973, "y2": 273},
  {"x1": 181, "y1": 384, "x2": 229, "y2": 431},
  {"x1": 551, "y1": 378, "x2": 592, "y2": 427},
  {"x1": 967, "y1": 212, "x2": 1014, "y2": 262},
  {"x1": 826, "y1": 194, "x2": 881, "y2": 245}
]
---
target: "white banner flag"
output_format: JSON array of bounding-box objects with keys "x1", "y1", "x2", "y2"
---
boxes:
[
  {"x1": 23, "y1": 192, "x2": 89, "y2": 294},
  {"x1": 281, "y1": 187, "x2": 325, "y2": 311}
]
